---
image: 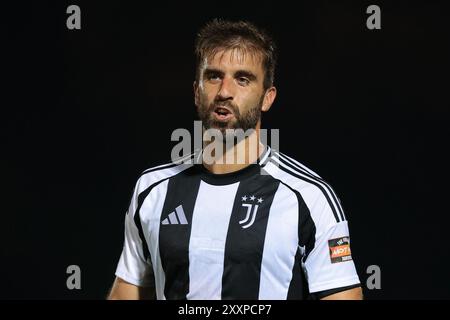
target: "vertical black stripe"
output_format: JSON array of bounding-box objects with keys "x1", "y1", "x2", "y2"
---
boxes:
[
  {"x1": 134, "y1": 178, "x2": 170, "y2": 261},
  {"x1": 283, "y1": 182, "x2": 316, "y2": 298},
  {"x1": 158, "y1": 166, "x2": 201, "y2": 300},
  {"x1": 221, "y1": 174, "x2": 280, "y2": 299},
  {"x1": 270, "y1": 159, "x2": 341, "y2": 223},
  {"x1": 287, "y1": 248, "x2": 310, "y2": 299},
  {"x1": 297, "y1": 190, "x2": 316, "y2": 262}
]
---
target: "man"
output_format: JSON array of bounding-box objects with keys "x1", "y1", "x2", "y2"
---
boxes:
[{"x1": 108, "y1": 19, "x2": 362, "y2": 300}]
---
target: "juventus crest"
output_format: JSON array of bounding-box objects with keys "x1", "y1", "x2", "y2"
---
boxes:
[{"x1": 239, "y1": 195, "x2": 263, "y2": 229}]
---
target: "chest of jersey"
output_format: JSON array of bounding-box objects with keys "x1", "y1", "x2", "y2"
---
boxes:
[{"x1": 143, "y1": 172, "x2": 301, "y2": 299}]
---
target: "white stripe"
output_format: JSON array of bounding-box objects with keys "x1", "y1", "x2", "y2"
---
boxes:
[
  {"x1": 259, "y1": 145, "x2": 271, "y2": 164},
  {"x1": 175, "y1": 205, "x2": 188, "y2": 224},
  {"x1": 187, "y1": 180, "x2": 240, "y2": 299},
  {"x1": 168, "y1": 212, "x2": 178, "y2": 224},
  {"x1": 276, "y1": 151, "x2": 322, "y2": 178},
  {"x1": 140, "y1": 179, "x2": 170, "y2": 300},
  {"x1": 137, "y1": 163, "x2": 194, "y2": 300},
  {"x1": 142, "y1": 163, "x2": 177, "y2": 174},
  {"x1": 269, "y1": 156, "x2": 343, "y2": 222},
  {"x1": 259, "y1": 183, "x2": 299, "y2": 299},
  {"x1": 275, "y1": 152, "x2": 345, "y2": 219},
  {"x1": 138, "y1": 163, "x2": 193, "y2": 196},
  {"x1": 195, "y1": 148, "x2": 203, "y2": 164},
  {"x1": 263, "y1": 161, "x2": 341, "y2": 232},
  {"x1": 172, "y1": 152, "x2": 196, "y2": 164},
  {"x1": 142, "y1": 153, "x2": 195, "y2": 174}
]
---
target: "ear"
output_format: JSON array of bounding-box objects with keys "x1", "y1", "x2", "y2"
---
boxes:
[
  {"x1": 193, "y1": 81, "x2": 200, "y2": 107},
  {"x1": 261, "y1": 86, "x2": 277, "y2": 112}
]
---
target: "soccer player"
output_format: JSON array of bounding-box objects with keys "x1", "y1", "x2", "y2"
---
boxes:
[{"x1": 108, "y1": 19, "x2": 362, "y2": 300}]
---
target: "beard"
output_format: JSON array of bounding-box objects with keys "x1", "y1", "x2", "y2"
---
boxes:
[{"x1": 197, "y1": 95, "x2": 264, "y2": 134}]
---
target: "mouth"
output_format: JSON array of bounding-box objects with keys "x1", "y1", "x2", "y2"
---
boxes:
[{"x1": 213, "y1": 106, "x2": 235, "y2": 121}]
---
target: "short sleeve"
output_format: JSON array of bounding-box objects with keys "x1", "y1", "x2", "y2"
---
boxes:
[
  {"x1": 115, "y1": 182, "x2": 154, "y2": 287},
  {"x1": 302, "y1": 194, "x2": 360, "y2": 293}
]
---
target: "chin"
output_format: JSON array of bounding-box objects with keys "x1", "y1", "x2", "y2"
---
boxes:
[{"x1": 207, "y1": 119, "x2": 235, "y2": 131}]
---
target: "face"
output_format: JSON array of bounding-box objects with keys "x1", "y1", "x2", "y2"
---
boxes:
[{"x1": 194, "y1": 48, "x2": 276, "y2": 134}]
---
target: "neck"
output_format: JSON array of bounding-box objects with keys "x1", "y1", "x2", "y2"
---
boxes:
[{"x1": 202, "y1": 126, "x2": 265, "y2": 175}]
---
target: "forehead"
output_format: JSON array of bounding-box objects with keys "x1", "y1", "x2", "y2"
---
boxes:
[{"x1": 203, "y1": 48, "x2": 264, "y2": 74}]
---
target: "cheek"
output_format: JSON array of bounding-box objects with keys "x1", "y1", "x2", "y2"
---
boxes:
[
  {"x1": 200, "y1": 85, "x2": 217, "y2": 103},
  {"x1": 238, "y1": 91, "x2": 263, "y2": 110}
]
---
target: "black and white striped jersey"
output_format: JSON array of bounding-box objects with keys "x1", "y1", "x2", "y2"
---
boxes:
[{"x1": 115, "y1": 146, "x2": 360, "y2": 300}]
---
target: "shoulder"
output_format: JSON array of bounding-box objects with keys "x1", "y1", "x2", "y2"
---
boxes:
[
  {"x1": 262, "y1": 150, "x2": 346, "y2": 223},
  {"x1": 134, "y1": 152, "x2": 196, "y2": 194},
  {"x1": 263, "y1": 149, "x2": 325, "y2": 193}
]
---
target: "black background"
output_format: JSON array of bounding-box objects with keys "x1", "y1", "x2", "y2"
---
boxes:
[{"x1": 3, "y1": 0, "x2": 449, "y2": 299}]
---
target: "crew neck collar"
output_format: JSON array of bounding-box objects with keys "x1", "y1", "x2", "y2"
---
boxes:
[{"x1": 194, "y1": 145, "x2": 271, "y2": 185}]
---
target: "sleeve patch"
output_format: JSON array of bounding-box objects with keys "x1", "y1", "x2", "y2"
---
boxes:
[{"x1": 328, "y1": 237, "x2": 352, "y2": 263}]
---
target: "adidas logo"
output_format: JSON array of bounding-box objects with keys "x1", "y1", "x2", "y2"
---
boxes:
[{"x1": 161, "y1": 205, "x2": 188, "y2": 225}]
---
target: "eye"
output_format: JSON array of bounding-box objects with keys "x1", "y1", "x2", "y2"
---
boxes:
[
  {"x1": 207, "y1": 73, "x2": 221, "y2": 82},
  {"x1": 237, "y1": 77, "x2": 250, "y2": 86}
]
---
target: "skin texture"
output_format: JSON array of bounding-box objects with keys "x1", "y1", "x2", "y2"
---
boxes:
[
  {"x1": 195, "y1": 49, "x2": 275, "y2": 132},
  {"x1": 107, "y1": 278, "x2": 363, "y2": 300},
  {"x1": 107, "y1": 277, "x2": 155, "y2": 300},
  {"x1": 194, "y1": 48, "x2": 276, "y2": 174},
  {"x1": 321, "y1": 287, "x2": 363, "y2": 300},
  {"x1": 108, "y1": 47, "x2": 363, "y2": 300}
]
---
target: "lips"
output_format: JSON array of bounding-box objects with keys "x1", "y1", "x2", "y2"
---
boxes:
[{"x1": 213, "y1": 105, "x2": 234, "y2": 121}]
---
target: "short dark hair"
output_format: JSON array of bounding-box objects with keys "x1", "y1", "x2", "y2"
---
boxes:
[{"x1": 195, "y1": 19, "x2": 277, "y2": 90}]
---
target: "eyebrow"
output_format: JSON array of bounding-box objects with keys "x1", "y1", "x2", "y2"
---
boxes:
[
  {"x1": 235, "y1": 70, "x2": 257, "y2": 81},
  {"x1": 203, "y1": 68, "x2": 258, "y2": 81}
]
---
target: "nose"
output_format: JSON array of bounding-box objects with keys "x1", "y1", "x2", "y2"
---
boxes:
[{"x1": 217, "y1": 76, "x2": 234, "y2": 101}]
